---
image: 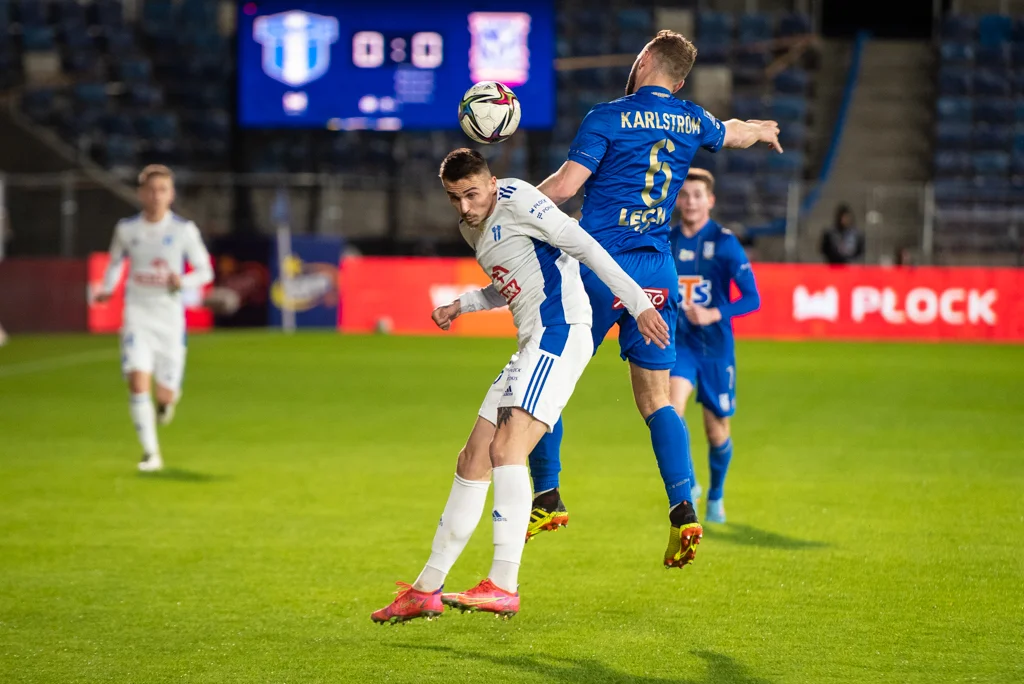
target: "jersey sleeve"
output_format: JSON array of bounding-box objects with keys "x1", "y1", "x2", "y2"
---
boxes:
[
  {"x1": 512, "y1": 188, "x2": 654, "y2": 319},
  {"x1": 100, "y1": 222, "x2": 127, "y2": 295},
  {"x1": 566, "y1": 105, "x2": 611, "y2": 173},
  {"x1": 716, "y1": 236, "x2": 760, "y2": 319},
  {"x1": 697, "y1": 106, "x2": 726, "y2": 153},
  {"x1": 179, "y1": 222, "x2": 214, "y2": 290},
  {"x1": 459, "y1": 285, "x2": 507, "y2": 313}
]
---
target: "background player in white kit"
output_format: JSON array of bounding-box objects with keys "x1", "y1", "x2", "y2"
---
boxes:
[
  {"x1": 371, "y1": 149, "x2": 669, "y2": 624},
  {"x1": 94, "y1": 165, "x2": 213, "y2": 472}
]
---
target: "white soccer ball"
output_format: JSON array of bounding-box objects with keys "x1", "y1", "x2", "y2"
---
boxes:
[{"x1": 458, "y1": 81, "x2": 521, "y2": 144}]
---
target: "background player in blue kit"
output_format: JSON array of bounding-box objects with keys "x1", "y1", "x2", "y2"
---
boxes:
[
  {"x1": 524, "y1": 30, "x2": 783, "y2": 567},
  {"x1": 670, "y1": 169, "x2": 761, "y2": 524}
]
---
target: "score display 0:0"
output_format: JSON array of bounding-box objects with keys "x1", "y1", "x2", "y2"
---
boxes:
[{"x1": 352, "y1": 31, "x2": 444, "y2": 69}]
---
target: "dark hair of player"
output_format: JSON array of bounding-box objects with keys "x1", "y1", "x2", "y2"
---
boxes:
[
  {"x1": 686, "y1": 168, "x2": 715, "y2": 194},
  {"x1": 138, "y1": 164, "x2": 174, "y2": 186},
  {"x1": 439, "y1": 148, "x2": 490, "y2": 182},
  {"x1": 647, "y1": 30, "x2": 698, "y2": 83}
]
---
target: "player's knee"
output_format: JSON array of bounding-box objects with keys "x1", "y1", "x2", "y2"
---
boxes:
[
  {"x1": 127, "y1": 372, "x2": 150, "y2": 394},
  {"x1": 456, "y1": 446, "x2": 491, "y2": 481},
  {"x1": 705, "y1": 414, "x2": 730, "y2": 446},
  {"x1": 633, "y1": 385, "x2": 671, "y2": 420}
]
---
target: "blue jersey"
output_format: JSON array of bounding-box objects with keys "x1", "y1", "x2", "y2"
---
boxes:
[
  {"x1": 567, "y1": 86, "x2": 725, "y2": 256},
  {"x1": 670, "y1": 219, "x2": 760, "y2": 358}
]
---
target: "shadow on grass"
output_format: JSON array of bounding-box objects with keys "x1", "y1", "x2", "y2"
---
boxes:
[
  {"x1": 706, "y1": 522, "x2": 829, "y2": 550},
  {"x1": 136, "y1": 467, "x2": 228, "y2": 483},
  {"x1": 393, "y1": 644, "x2": 773, "y2": 684}
]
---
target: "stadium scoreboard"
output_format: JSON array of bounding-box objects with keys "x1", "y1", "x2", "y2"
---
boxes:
[{"x1": 237, "y1": 1, "x2": 555, "y2": 130}]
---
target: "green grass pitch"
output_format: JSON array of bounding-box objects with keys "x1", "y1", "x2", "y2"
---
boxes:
[{"x1": 1, "y1": 332, "x2": 1022, "y2": 683}]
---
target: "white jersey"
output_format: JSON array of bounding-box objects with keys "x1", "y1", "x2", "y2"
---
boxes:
[
  {"x1": 458, "y1": 179, "x2": 653, "y2": 344},
  {"x1": 101, "y1": 212, "x2": 214, "y2": 330}
]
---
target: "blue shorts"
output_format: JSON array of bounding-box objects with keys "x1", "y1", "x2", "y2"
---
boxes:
[
  {"x1": 582, "y1": 248, "x2": 678, "y2": 371},
  {"x1": 671, "y1": 345, "x2": 736, "y2": 418}
]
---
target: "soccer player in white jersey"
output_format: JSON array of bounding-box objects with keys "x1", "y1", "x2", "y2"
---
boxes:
[
  {"x1": 371, "y1": 149, "x2": 669, "y2": 624},
  {"x1": 94, "y1": 165, "x2": 213, "y2": 472}
]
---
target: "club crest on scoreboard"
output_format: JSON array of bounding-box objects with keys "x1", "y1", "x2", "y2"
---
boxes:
[
  {"x1": 468, "y1": 12, "x2": 531, "y2": 87},
  {"x1": 254, "y1": 10, "x2": 339, "y2": 87}
]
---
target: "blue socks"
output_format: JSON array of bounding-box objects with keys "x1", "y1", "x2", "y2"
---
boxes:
[
  {"x1": 708, "y1": 438, "x2": 733, "y2": 501},
  {"x1": 646, "y1": 406, "x2": 693, "y2": 508},
  {"x1": 528, "y1": 417, "x2": 563, "y2": 493}
]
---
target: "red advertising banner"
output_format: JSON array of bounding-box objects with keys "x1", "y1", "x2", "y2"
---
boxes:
[
  {"x1": 87, "y1": 253, "x2": 214, "y2": 333},
  {"x1": 339, "y1": 257, "x2": 1024, "y2": 343}
]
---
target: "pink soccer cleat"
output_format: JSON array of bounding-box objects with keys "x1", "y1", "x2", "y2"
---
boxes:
[
  {"x1": 370, "y1": 582, "x2": 443, "y2": 625},
  {"x1": 442, "y1": 579, "x2": 520, "y2": 619}
]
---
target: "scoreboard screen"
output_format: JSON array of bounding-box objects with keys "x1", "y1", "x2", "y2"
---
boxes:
[{"x1": 237, "y1": 1, "x2": 555, "y2": 130}]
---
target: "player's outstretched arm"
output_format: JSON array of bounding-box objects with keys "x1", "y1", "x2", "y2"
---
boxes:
[
  {"x1": 544, "y1": 219, "x2": 669, "y2": 349},
  {"x1": 723, "y1": 119, "x2": 783, "y2": 153},
  {"x1": 432, "y1": 286, "x2": 506, "y2": 331},
  {"x1": 536, "y1": 161, "x2": 592, "y2": 206}
]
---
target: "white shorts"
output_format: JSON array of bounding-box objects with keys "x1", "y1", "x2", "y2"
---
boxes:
[
  {"x1": 120, "y1": 320, "x2": 187, "y2": 393},
  {"x1": 478, "y1": 324, "x2": 594, "y2": 431}
]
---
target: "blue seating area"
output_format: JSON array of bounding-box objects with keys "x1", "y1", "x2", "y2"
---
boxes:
[
  {"x1": 11, "y1": 0, "x2": 230, "y2": 171},
  {"x1": 548, "y1": 6, "x2": 815, "y2": 229},
  {"x1": 688, "y1": 10, "x2": 814, "y2": 229},
  {"x1": 934, "y1": 14, "x2": 1024, "y2": 252}
]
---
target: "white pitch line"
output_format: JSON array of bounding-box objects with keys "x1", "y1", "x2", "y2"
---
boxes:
[{"x1": 0, "y1": 348, "x2": 116, "y2": 379}]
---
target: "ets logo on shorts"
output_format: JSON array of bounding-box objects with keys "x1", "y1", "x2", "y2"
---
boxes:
[
  {"x1": 254, "y1": 11, "x2": 339, "y2": 87},
  {"x1": 468, "y1": 12, "x2": 532, "y2": 87}
]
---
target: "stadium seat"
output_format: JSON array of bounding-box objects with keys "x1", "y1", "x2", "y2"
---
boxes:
[
  {"x1": 690, "y1": 148, "x2": 720, "y2": 174},
  {"x1": 978, "y1": 14, "x2": 1012, "y2": 47},
  {"x1": 1013, "y1": 152, "x2": 1024, "y2": 175},
  {"x1": 774, "y1": 69, "x2": 809, "y2": 94},
  {"x1": 975, "y1": 44, "x2": 1008, "y2": 68},
  {"x1": 616, "y1": 9, "x2": 651, "y2": 34},
  {"x1": 129, "y1": 83, "x2": 163, "y2": 107},
  {"x1": 100, "y1": 134, "x2": 137, "y2": 168},
  {"x1": 941, "y1": 15, "x2": 977, "y2": 42},
  {"x1": 936, "y1": 95, "x2": 973, "y2": 122},
  {"x1": 973, "y1": 123, "x2": 1013, "y2": 149},
  {"x1": 697, "y1": 39, "x2": 730, "y2": 65},
  {"x1": 101, "y1": 112, "x2": 135, "y2": 137},
  {"x1": 738, "y1": 13, "x2": 773, "y2": 43},
  {"x1": 767, "y1": 151, "x2": 804, "y2": 175},
  {"x1": 105, "y1": 26, "x2": 135, "y2": 55},
  {"x1": 779, "y1": 121, "x2": 808, "y2": 148},
  {"x1": 17, "y1": 0, "x2": 47, "y2": 26},
  {"x1": 65, "y1": 50, "x2": 98, "y2": 75},
  {"x1": 21, "y1": 87, "x2": 55, "y2": 122},
  {"x1": 975, "y1": 69, "x2": 1010, "y2": 96},
  {"x1": 141, "y1": 0, "x2": 175, "y2": 35},
  {"x1": 976, "y1": 98, "x2": 1015, "y2": 123},
  {"x1": 697, "y1": 12, "x2": 733, "y2": 42},
  {"x1": 940, "y1": 41, "x2": 974, "y2": 64},
  {"x1": 936, "y1": 122, "x2": 972, "y2": 149},
  {"x1": 731, "y1": 95, "x2": 764, "y2": 120},
  {"x1": 972, "y1": 150, "x2": 1010, "y2": 175},
  {"x1": 118, "y1": 57, "x2": 152, "y2": 83},
  {"x1": 1011, "y1": 43, "x2": 1024, "y2": 67},
  {"x1": 716, "y1": 174, "x2": 756, "y2": 204},
  {"x1": 72, "y1": 82, "x2": 107, "y2": 107},
  {"x1": 939, "y1": 67, "x2": 973, "y2": 95},
  {"x1": 93, "y1": 0, "x2": 123, "y2": 26},
  {"x1": 934, "y1": 150, "x2": 973, "y2": 176},
  {"x1": 22, "y1": 25, "x2": 55, "y2": 51},
  {"x1": 135, "y1": 112, "x2": 177, "y2": 139},
  {"x1": 725, "y1": 150, "x2": 766, "y2": 174},
  {"x1": 737, "y1": 47, "x2": 771, "y2": 69},
  {"x1": 778, "y1": 13, "x2": 812, "y2": 37},
  {"x1": 771, "y1": 96, "x2": 808, "y2": 122},
  {"x1": 617, "y1": 32, "x2": 650, "y2": 54}
]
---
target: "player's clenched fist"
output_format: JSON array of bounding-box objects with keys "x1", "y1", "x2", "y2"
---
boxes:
[
  {"x1": 431, "y1": 301, "x2": 462, "y2": 331},
  {"x1": 757, "y1": 119, "x2": 783, "y2": 154},
  {"x1": 636, "y1": 308, "x2": 671, "y2": 349}
]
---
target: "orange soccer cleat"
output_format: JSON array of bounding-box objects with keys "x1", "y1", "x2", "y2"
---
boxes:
[
  {"x1": 442, "y1": 579, "x2": 520, "y2": 619},
  {"x1": 370, "y1": 582, "x2": 444, "y2": 625}
]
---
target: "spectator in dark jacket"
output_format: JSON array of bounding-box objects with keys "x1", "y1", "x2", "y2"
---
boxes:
[{"x1": 820, "y1": 204, "x2": 864, "y2": 265}]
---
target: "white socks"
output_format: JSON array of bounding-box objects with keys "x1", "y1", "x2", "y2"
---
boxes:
[
  {"x1": 488, "y1": 465, "x2": 531, "y2": 594},
  {"x1": 413, "y1": 474, "x2": 490, "y2": 592},
  {"x1": 129, "y1": 392, "x2": 160, "y2": 456}
]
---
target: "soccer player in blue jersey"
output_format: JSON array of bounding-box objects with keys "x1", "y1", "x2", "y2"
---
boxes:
[
  {"x1": 670, "y1": 169, "x2": 761, "y2": 524},
  {"x1": 524, "y1": 30, "x2": 782, "y2": 568}
]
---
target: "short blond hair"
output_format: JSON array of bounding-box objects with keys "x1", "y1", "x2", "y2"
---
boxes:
[
  {"x1": 138, "y1": 164, "x2": 174, "y2": 186},
  {"x1": 686, "y1": 168, "x2": 715, "y2": 194},
  {"x1": 647, "y1": 30, "x2": 698, "y2": 82}
]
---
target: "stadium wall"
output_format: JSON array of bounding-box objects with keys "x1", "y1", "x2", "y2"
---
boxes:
[{"x1": 338, "y1": 258, "x2": 1024, "y2": 343}]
